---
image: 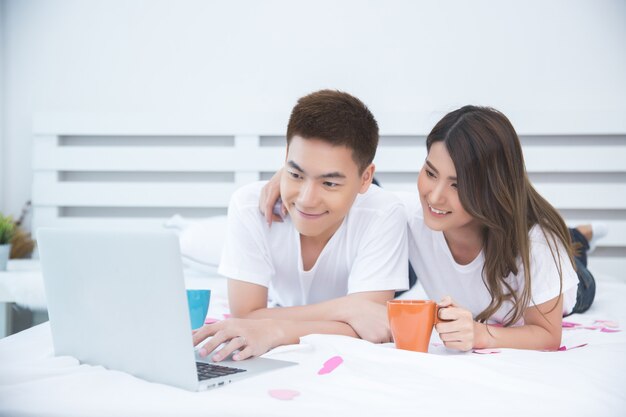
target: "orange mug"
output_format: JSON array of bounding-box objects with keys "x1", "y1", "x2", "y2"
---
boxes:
[{"x1": 387, "y1": 300, "x2": 442, "y2": 353}]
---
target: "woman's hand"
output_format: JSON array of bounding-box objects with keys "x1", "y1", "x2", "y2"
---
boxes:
[
  {"x1": 259, "y1": 168, "x2": 286, "y2": 225},
  {"x1": 192, "y1": 318, "x2": 285, "y2": 361},
  {"x1": 435, "y1": 296, "x2": 476, "y2": 351}
]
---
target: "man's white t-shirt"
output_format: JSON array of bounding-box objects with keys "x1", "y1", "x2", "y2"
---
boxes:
[
  {"x1": 399, "y1": 192, "x2": 579, "y2": 325},
  {"x1": 218, "y1": 182, "x2": 409, "y2": 307}
]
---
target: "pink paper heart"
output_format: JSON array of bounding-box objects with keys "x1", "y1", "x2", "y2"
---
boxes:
[
  {"x1": 204, "y1": 317, "x2": 220, "y2": 324},
  {"x1": 268, "y1": 389, "x2": 300, "y2": 401},
  {"x1": 595, "y1": 320, "x2": 619, "y2": 328},
  {"x1": 223, "y1": 313, "x2": 232, "y2": 319},
  {"x1": 581, "y1": 325, "x2": 603, "y2": 330},
  {"x1": 600, "y1": 328, "x2": 621, "y2": 333},
  {"x1": 472, "y1": 348, "x2": 501, "y2": 354},
  {"x1": 318, "y1": 356, "x2": 343, "y2": 375},
  {"x1": 561, "y1": 321, "x2": 581, "y2": 328},
  {"x1": 557, "y1": 343, "x2": 588, "y2": 351}
]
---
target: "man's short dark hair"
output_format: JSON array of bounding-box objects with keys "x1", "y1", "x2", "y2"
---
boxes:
[{"x1": 286, "y1": 90, "x2": 379, "y2": 173}]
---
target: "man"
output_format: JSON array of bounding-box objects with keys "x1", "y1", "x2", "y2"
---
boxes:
[{"x1": 193, "y1": 90, "x2": 408, "y2": 361}]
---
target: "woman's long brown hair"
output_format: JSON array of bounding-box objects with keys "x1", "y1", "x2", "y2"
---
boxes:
[{"x1": 427, "y1": 106, "x2": 576, "y2": 326}]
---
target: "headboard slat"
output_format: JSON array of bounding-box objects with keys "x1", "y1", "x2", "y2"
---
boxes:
[{"x1": 31, "y1": 121, "x2": 626, "y2": 277}]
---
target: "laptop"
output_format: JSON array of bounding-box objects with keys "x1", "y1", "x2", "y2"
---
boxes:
[{"x1": 37, "y1": 228, "x2": 296, "y2": 391}]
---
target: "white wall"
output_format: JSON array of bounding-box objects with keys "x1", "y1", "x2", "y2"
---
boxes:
[{"x1": 2, "y1": 0, "x2": 626, "y2": 218}]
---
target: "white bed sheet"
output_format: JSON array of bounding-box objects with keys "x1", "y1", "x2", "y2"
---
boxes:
[{"x1": 1, "y1": 274, "x2": 625, "y2": 417}]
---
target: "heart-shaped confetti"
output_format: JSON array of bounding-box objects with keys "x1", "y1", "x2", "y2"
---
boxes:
[
  {"x1": 472, "y1": 348, "x2": 501, "y2": 354},
  {"x1": 561, "y1": 321, "x2": 581, "y2": 328},
  {"x1": 557, "y1": 343, "x2": 588, "y2": 351},
  {"x1": 268, "y1": 389, "x2": 300, "y2": 401},
  {"x1": 204, "y1": 318, "x2": 220, "y2": 324},
  {"x1": 600, "y1": 328, "x2": 621, "y2": 333},
  {"x1": 581, "y1": 325, "x2": 603, "y2": 330},
  {"x1": 318, "y1": 356, "x2": 343, "y2": 375},
  {"x1": 595, "y1": 320, "x2": 619, "y2": 328}
]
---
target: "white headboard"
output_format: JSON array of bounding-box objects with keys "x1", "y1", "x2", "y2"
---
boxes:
[{"x1": 32, "y1": 117, "x2": 626, "y2": 278}]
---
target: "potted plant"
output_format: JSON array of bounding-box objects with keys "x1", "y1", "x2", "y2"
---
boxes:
[{"x1": 0, "y1": 213, "x2": 17, "y2": 271}]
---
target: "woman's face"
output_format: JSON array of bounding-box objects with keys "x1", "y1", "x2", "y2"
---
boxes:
[{"x1": 417, "y1": 142, "x2": 478, "y2": 234}]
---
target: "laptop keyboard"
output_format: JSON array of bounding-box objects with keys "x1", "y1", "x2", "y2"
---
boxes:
[{"x1": 196, "y1": 362, "x2": 247, "y2": 381}]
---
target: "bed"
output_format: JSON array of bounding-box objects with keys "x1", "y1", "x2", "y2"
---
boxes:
[
  {"x1": 0, "y1": 115, "x2": 625, "y2": 416},
  {"x1": 0, "y1": 272, "x2": 625, "y2": 416}
]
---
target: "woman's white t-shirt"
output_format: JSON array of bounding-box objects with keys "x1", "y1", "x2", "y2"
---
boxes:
[{"x1": 399, "y1": 192, "x2": 579, "y2": 325}]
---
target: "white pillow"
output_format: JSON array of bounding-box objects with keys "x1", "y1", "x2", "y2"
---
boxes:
[{"x1": 164, "y1": 214, "x2": 228, "y2": 268}]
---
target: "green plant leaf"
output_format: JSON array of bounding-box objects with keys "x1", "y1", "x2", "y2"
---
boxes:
[{"x1": 0, "y1": 214, "x2": 17, "y2": 245}]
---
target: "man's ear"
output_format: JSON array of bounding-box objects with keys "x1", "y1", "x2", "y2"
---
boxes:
[{"x1": 359, "y1": 163, "x2": 375, "y2": 194}]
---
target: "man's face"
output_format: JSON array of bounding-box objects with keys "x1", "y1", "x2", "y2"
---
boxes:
[{"x1": 280, "y1": 135, "x2": 373, "y2": 244}]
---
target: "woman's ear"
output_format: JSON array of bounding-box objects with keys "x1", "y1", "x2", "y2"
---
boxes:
[{"x1": 359, "y1": 163, "x2": 375, "y2": 193}]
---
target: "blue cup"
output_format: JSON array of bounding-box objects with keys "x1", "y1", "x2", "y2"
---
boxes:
[{"x1": 187, "y1": 289, "x2": 211, "y2": 330}]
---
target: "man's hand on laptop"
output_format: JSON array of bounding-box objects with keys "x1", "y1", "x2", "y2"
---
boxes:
[{"x1": 193, "y1": 318, "x2": 284, "y2": 362}]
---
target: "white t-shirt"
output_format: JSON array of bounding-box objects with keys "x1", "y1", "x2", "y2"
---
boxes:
[
  {"x1": 218, "y1": 182, "x2": 409, "y2": 307},
  {"x1": 399, "y1": 192, "x2": 579, "y2": 325}
]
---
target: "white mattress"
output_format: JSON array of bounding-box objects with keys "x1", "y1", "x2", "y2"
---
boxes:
[{"x1": 0, "y1": 274, "x2": 625, "y2": 417}]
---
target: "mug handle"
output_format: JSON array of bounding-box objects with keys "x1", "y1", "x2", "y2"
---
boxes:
[{"x1": 434, "y1": 305, "x2": 452, "y2": 324}]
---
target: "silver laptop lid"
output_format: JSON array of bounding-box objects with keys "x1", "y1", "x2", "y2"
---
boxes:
[{"x1": 38, "y1": 228, "x2": 199, "y2": 391}]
